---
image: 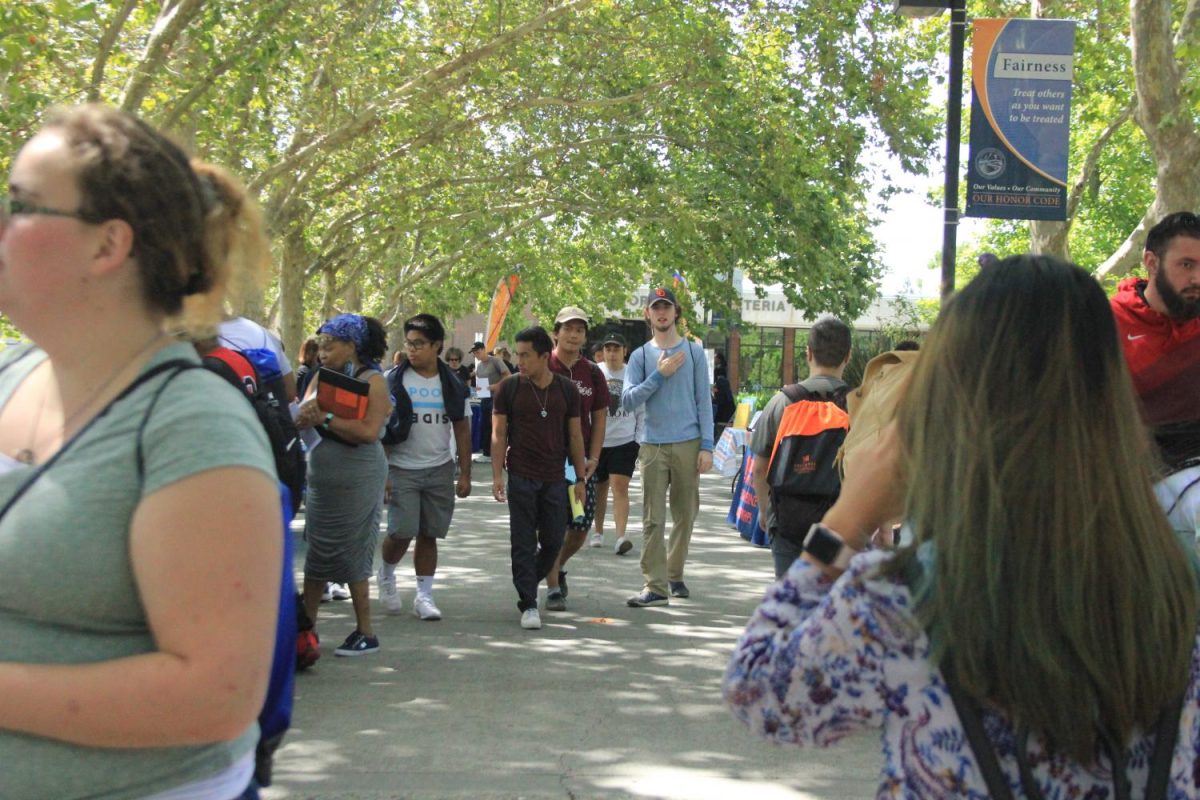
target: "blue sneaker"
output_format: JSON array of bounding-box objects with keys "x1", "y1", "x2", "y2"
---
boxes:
[
  {"x1": 334, "y1": 630, "x2": 379, "y2": 657},
  {"x1": 669, "y1": 581, "x2": 690, "y2": 599},
  {"x1": 626, "y1": 590, "x2": 669, "y2": 608}
]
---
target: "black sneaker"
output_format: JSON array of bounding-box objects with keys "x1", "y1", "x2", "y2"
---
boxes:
[
  {"x1": 334, "y1": 630, "x2": 380, "y2": 657},
  {"x1": 558, "y1": 571, "x2": 569, "y2": 599},
  {"x1": 626, "y1": 590, "x2": 669, "y2": 608},
  {"x1": 669, "y1": 581, "x2": 690, "y2": 599},
  {"x1": 546, "y1": 589, "x2": 567, "y2": 612}
]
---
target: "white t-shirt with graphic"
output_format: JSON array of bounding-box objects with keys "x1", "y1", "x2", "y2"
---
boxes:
[
  {"x1": 600, "y1": 363, "x2": 644, "y2": 448},
  {"x1": 388, "y1": 370, "x2": 453, "y2": 469}
]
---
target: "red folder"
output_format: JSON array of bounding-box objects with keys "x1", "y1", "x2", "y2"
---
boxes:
[{"x1": 316, "y1": 367, "x2": 369, "y2": 420}]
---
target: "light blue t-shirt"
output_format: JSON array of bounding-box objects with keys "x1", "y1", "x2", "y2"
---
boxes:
[{"x1": 620, "y1": 339, "x2": 714, "y2": 451}]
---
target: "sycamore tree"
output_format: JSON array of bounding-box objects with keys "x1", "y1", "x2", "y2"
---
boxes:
[{"x1": 1, "y1": 1, "x2": 941, "y2": 351}]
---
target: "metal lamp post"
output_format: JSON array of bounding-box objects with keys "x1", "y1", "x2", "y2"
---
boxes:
[{"x1": 895, "y1": 0, "x2": 967, "y2": 300}]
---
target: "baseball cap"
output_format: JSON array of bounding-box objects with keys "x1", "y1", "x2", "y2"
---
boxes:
[
  {"x1": 554, "y1": 306, "x2": 589, "y2": 325},
  {"x1": 647, "y1": 287, "x2": 678, "y2": 307},
  {"x1": 601, "y1": 332, "x2": 627, "y2": 347},
  {"x1": 470, "y1": 341, "x2": 486, "y2": 352}
]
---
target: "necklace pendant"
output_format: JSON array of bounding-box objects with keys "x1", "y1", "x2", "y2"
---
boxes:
[{"x1": 540, "y1": 410, "x2": 548, "y2": 418}]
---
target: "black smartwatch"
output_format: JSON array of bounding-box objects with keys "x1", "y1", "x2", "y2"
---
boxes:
[{"x1": 803, "y1": 522, "x2": 859, "y2": 571}]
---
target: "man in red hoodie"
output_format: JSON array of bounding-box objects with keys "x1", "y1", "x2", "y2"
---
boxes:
[{"x1": 1111, "y1": 211, "x2": 1200, "y2": 465}]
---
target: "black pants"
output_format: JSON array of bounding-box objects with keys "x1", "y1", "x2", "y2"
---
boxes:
[
  {"x1": 480, "y1": 397, "x2": 494, "y2": 456},
  {"x1": 507, "y1": 472, "x2": 568, "y2": 611}
]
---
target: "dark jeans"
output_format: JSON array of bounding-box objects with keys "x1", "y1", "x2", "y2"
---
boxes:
[
  {"x1": 480, "y1": 397, "x2": 494, "y2": 456},
  {"x1": 770, "y1": 531, "x2": 804, "y2": 579},
  {"x1": 507, "y1": 472, "x2": 569, "y2": 611}
]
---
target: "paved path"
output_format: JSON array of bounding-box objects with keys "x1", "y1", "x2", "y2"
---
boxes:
[{"x1": 263, "y1": 468, "x2": 879, "y2": 799}]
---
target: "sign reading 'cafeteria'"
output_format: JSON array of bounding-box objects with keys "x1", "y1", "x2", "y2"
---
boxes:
[{"x1": 965, "y1": 18, "x2": 1076, "y2": 221}]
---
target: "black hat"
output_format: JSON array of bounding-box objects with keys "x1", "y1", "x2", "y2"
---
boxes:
[
  {"x1": 601, "y1": 332, "x2": 627, "y2": 348},
  {"x1": 647, "y1": 287, "x2": 678, "y2": 307},
  {"x1": 470, "y1": 341, "x2": 486, "y2": 352}
]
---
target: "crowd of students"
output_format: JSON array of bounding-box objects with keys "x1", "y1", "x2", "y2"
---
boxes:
[{"x1": 3, "y1": 102, "x2": 1200, "y2": 799}]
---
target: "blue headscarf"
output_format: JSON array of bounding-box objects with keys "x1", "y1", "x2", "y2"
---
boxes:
[{"x1": 318, "y1": 313, "x2": 381, "y2": 372}]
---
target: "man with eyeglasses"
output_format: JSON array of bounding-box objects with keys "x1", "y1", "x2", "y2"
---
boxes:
[{"x1": 377, "y1": 314, "x2": 472, "y2": 621}]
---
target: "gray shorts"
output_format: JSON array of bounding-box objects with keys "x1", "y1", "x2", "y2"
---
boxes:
[{"x1": 386, "y1": 460, "x2": 456, "y2": 540}]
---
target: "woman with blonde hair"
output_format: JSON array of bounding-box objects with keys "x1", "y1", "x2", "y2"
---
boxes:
[
  {"x1": 0, "y1": 104, "x2": 281, "y2": 799},
  {"x1": 725, "y1": 254, "x2": 1200, "y2": 797}
]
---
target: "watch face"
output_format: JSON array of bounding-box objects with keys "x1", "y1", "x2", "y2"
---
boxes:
[{"x1": 804, "y1": 526, "x2": 843, "y2": 565}]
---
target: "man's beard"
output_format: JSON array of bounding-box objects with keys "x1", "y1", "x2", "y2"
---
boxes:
[{"x1": 1155, "y1": 267, "x2": 1200, "y2": 321}]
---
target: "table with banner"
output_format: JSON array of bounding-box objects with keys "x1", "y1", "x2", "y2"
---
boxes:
[
  {"x1": 714, "y1": 426, "x2": 768, "y2": 548},
  {"x1": 470, "y1": 402, "x2": 483, "y2": 452}
]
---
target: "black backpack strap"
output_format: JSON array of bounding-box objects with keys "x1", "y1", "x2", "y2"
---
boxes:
[
  {"x1": 0, "y1": 345, "x2": 37, "y2": 381},
  {"x1": 0, "y1": 358, "x2": 198, "y2": 524},
  {"x1": 134, "y1": 360, "x2": 202, "y2": 483},
  {"x1": 781, "y1": 383, "x2": 811, "y2": 403},
  {"x1": 1145, "y1": 689, "x2": 1186, "y2": 799},
  {"x1": 941, "y1": 656, "x2": 1019, "y2": 800}
]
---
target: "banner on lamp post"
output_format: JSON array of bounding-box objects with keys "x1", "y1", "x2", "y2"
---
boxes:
[{"x1": 965, "y1": 18, "x2": 1075, "y2": 221}]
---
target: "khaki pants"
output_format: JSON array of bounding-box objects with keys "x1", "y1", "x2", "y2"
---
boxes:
[{"x1": 638, "y1": 439, "x2": 701, "y2": 595}]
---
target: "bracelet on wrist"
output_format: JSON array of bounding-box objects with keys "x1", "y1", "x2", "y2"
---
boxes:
[{"x1": 321, "y1": 412, "x2": 334, "y2": 430}]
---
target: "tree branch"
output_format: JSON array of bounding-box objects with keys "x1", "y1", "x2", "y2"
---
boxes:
[
  {"x1": 1095, "y1": 206, "x2": 1155, "y2": 277},
  {"x1": 1065, "y1": 100, "x2": 1135, "y2": 222},
  {"x1": 88, "y1": 0, "x2": 139, "y2": 102},
  {"x1": 247, "y1": 0, "x2": 597, "y2": 193},
  {"x1": 161, "y1": 0, "x2": 292, "y2": 127},
  {"x1": 119, "y1": 0, "x2": 209, "y2": 111}
]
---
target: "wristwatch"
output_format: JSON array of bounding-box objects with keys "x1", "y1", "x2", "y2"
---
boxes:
[
  {"x1": 803, "y1": 522, "x2": 860, "y2": 571},
  {"x1": 321, "y1": 412, "x2": 335, "y2": 430}
]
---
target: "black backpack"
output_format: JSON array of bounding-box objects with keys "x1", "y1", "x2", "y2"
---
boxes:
[
  {"x1": 765, "y1": 380, "x2": 850, "y2": 543},
  {"x1": 203, "y1": 347, "x2": 305, "y2": 515}
]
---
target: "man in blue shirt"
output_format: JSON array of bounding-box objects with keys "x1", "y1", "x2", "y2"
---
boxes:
[{"x1": 621, "y1": 287, "x2": 714, "y2": 606}]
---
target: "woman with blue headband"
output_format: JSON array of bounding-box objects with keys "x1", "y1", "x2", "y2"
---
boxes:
[{"x1": 295, "y1": 313, "x2": 390, "y2": 657}]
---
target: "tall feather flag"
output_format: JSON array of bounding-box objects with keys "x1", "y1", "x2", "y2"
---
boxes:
[{"x1": 484, "y1": 273, "x2": 521, "y2": 353}]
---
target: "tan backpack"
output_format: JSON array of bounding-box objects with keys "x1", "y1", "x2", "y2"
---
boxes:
[{"x1": 837, "y1": 350, "x2": 920, "y2": 479}]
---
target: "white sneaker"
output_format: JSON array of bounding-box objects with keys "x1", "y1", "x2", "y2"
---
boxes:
[
  {"x1": 320, "y1": 584, "x2": 333, "y2": 603},
  {"x1": 329, "y1": 582, "x2": 351, "y2": 601},
  {"x1": 377, "y1": 567, "x2": 402, "y2": 614},
  {"x1": 413, "y1": 594, "x2": 442, "y2": 621},
  {"x1": 615, "y1": 536, "x2": 633, "y2": 555},
  {"x1": 521, "y1": 608, "x2": 542, "y2": 630},
  {"x1": 589, "y1": 532, "x2": 604, "y2": 548},
  {"x1": 473, "y1": 454, "x2": 491, "y2": 464}
]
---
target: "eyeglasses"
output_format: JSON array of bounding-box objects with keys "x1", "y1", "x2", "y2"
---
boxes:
[
  {"x1": 404, "y1": 339, "x2": 432, "y2": 350},
  {"x1": 2, "y1": 197, "x2": 105, "y2": 225}
]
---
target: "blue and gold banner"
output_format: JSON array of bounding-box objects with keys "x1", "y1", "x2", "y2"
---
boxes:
[{"x1": 965, "y1": 18, "x2": 1075, "y2": 220}]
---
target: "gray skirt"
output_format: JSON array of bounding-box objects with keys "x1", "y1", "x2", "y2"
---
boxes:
[{"x1": 303, "y1": 437, "x2": 387, "y2": 583}]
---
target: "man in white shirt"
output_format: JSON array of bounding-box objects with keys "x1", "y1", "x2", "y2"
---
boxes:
[{"x1": 470, "y1": 341, "x2": 511, "y2": 464}]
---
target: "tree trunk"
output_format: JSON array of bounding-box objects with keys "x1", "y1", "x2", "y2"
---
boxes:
[
  {"x1": 1097, "y1": 0, "x2": 1200, "y2": 277},
  {"x1": 1029, "y1": 220, "x2": 1070, "y2": 259},
  {"x1": 1025, "y1": 0, "x2": 1070, "y2": 261},
  {"x1": 279, "y1": 228, "x2": 308, "y2": 357}
]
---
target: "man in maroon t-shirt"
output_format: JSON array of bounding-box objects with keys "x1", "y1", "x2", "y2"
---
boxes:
[
  {"x1": 1111, "y1": 211, "x2": 1200, "y2": 467},
  {"x1": 543, "y1": 306, "x2": 609, "y2": 612},
  {"x1": 492, "y1": 326, "x2": 586, "y2": 630}
]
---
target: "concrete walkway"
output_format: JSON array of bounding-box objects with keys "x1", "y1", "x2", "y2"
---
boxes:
[{"x1": 263, "y1": 468, "x2": 879, "y2": 799}]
